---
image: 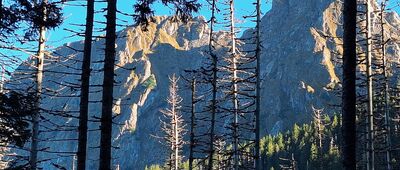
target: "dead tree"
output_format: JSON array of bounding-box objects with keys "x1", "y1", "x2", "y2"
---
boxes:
[
  {"x1": 254, "y1": 0, "x2": 262, "y2": 169},
  {"x1": 378, "y1": 1, "x2": 391, "y2": 169},
  {"x1": 227, "y1": 0, "x2": 239, "y2": 169},
  {"x1": 365, "y1": 1, "x2": 375, "y2": 168},
  {"x1": 160, "y1": 74, "x2": 186, "y2": 170},
  {"x1": 279, "y1": 153, "x2": 297, "y2": 170},
  {"x1": 342, "y1": 0, "x2": 358, "y2": 169},
  {"x1": 77, "y1": 0, "x2": 95, "y2": 169},
  {"x1": 188, "y1": 78, "x2": 197, "y2": 170},
  {"x1": 99, "y1": 0, "x2": 117, "y2": 169},
  {"x1": 312, "y1": 106, "x2": 325, "y2": 150},
  {"x1": 206, "y1": 0, "x2": 218, "y2": 169}
]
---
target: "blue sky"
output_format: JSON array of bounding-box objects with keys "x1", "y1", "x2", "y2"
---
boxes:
[
  {"x1": 49, "y1": 0, "x2": 272, "y2": 48},
  {"x1": 6, "y1": 0, "x2": 399, "y2": 71},
  {"x1": 0, "y1": 0, "x2": 272, "y2": 71}
]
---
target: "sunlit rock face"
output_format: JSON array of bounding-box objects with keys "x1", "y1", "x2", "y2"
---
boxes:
[
  {"x1": 6, "y1": 0, "x2": 400, "y2": 169},
  {"x1": 8, "y1": 16, "x2": 212, "y2": 169},
  {"x1": 259, "y1": 0, "x2": 400, "y2": 135}
]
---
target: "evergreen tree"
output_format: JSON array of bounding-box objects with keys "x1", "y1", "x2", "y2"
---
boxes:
[
  {"x1": 0, "y1": 91, "x2": 34, "y2": 147},
  {"x1": 12, "y1": 1, "x2": 63, "y2": 168}
]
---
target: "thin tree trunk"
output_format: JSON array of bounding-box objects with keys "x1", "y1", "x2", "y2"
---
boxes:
[
  {"x1": 380, "y1": 2, "x2": 391, "y2": 169},
  {"x1": 174, "y1": 112, "x2": 179, "y2": 170},
  {"x1": 366, "y1": 1, "x2": 375, "y2": 169},
  {"x1": 189, "y1": 79, "x2": 196, "y2": 170},
  {"x1": 229, "y1": 0, "x2": 239, "y2": 169},
  {"x1": 77, "y1": 0, "x2": 94, "y2": 169},
  {"x1": 0, "y1": 65, "x2": 4, "y2": 93},
  {"x1": 342, "y1": 0, "x2": 357, "y2": 169},
  {"x1": 99, "y1": 0, "x2": 117, "y2": 169},
  {"x1": 254, "y1": 0, "x2": 262, "y2": 169},
  {"x1": 208, "y1": 0, "x2": 217, "y2": 169},
  {"x1": 30, "y1": 1, "x2": 47, "y2": 169}
]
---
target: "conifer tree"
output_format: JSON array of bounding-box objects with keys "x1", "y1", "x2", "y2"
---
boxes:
[{"x1": 11, "y1": 0, "x2": 63, "y2": 168}]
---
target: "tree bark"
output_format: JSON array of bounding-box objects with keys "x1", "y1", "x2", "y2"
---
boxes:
[
  {"x1": 228, "y1": 0, "x2": 239, "y2": 169},
  {"x1": 255, "y1": 0, "x2": 262, "y2": 169},
  {"x1": 366, "y1": 1, "x2": 375, "y2": 169},
  {"x1": 342, "y1": 0, "x2": 357, "y2": 169},
  {"x1": 380, "y1": 2, "x2": 391, "y2": 169},
  {"x1": 189, "y1": 79, "x2": 196, "y2": 170},
  {"x1": 99, "y1": 0, "x2": 117, "y2": 169},
  {"x1": 30, "y1": 1, "x2": 47, "y2": 169},
  {"x1": 208, "y1": 0, "x2": 217, "y2": 169},
  {"x1": 77, "y1": 0, "x2": 94, "y2": 169}
]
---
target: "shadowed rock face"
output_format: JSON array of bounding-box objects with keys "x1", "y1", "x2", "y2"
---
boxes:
[
  {"x1": 6, "y1": 0, "x2": 400, "y2": 169},
  {"x1": 259, "y1": 0, "x2": 400, "y2": 135},
  {"x1": 259, "y1": 0, "x2": 342, "y2": 135}
]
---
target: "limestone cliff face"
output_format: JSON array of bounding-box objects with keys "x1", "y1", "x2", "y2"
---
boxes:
[
  {"x1": 259, "y1": 0, "x2": 400, "y2": 135},
  {"x1": 7, "y1": 0, "x2": 400, "y2": 169},
  {"x1": 258, "y1": 0, "x2": 343, "y2": 135},
  {"x1": 8, "y1": 16, "x2": 212, "y2": 169}
]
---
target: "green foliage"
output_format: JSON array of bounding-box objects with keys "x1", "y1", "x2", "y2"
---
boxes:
[
  {"x1": 310, "y1": 143, "x2": 318, "y2": 161},
  {"x1": 0, "y1": 91, "x2": 34, "y2": 147},
  {"x1": 147, "y1": 113, "x2": 343, "y2": 170},
  {"x1": 260, "y1": 113, "x2": 342, "y2": 169},
  {"x1": 143, "y1": 74, "x2": 157, "y2": 89}
]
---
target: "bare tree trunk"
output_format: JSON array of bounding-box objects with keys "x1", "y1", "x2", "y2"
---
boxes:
[
  {"x1": 342, "y1": 0, "x2": 357, "y2": 169},
  {"x1": 366, "y1": 1, "x2": 375, "y2": 169},
  {"x1": 255, "y1": 0, "x2": 262, "y2": 169},
  {"x1": 161, "y1": 75, "x2": 184, "y2": 170},
  {"x1": 312, "y1": 107, "x2": 323, "y2": 170},
  {"x1": 380, "y1": 2, "x2": 391, "y2": 169},
  {"x1": 77, "y1": 0, "x2": 94, "y2": 169},
  {"x1": 0, "y1": 65, "x2": 4, "y2": 93},
  {"x1": 174, "y1": 112, "x2": 179, "y2": 170},
  {"x1": 228, "y1": 0, "x2": 239, "y2": 169},
  {"x1": 99, "y1": 0, "x2": 117, "y2": 169},
  {"x1": 208, "y1": 0, "x2": 217, "y2": 169},
  {"x1": 30, "y1": 1, "x2": 47, "y2": 169},
  {"x1": 189, "y1": 79, "x2": 196, "y2": 170}
]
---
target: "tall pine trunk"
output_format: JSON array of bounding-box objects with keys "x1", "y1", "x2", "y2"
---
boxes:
[
  {"x1": 365, "y1": 1, "x2": 375, "y2": 169},
  {"x1": 208, "y1": 0, "x2": 217, "y2": 169},
  {"x1": 380, "y1": 2, "x2": 391, "y2": 169},
  {"x1": 30, "y1": 1, "x2": 47, "y2": 169},
  {"x1": 99, "y1": 0, "x2": 116, "y2": 169},
  {"x1": 77, "y1": 0, "x2": 94, "y2": 169},
  {"x1": 228, "y1": 0, "x2": 239, "y2": 169},
  {"x1": 254, "y1": 0, "x2": 262, "y2": 169},
  {"x1": 342, "y1": 0, "x2": 357, "y2": 169},
  {"x1": 0, "y1": 66, "x2": 4, "y2": 93},
  {"x1": 189, "y1": 79, "x2": 196, "y2": 170}
]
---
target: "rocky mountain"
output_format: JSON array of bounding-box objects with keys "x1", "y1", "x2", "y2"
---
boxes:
[{"x1": 5, "y1": 0, "x2": 400, "y2": 169}]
